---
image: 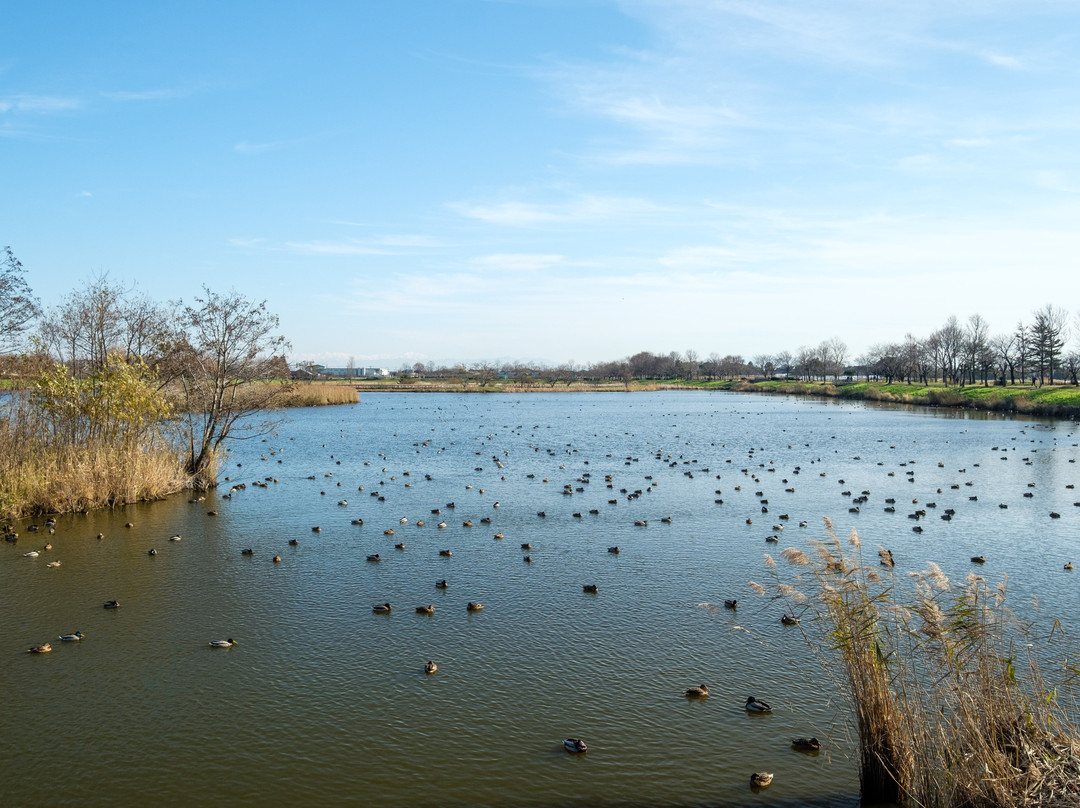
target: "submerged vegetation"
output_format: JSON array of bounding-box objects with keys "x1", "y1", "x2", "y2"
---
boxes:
[{"x1": 756, "y1": 520, "x2": 1080, "y2": 807}]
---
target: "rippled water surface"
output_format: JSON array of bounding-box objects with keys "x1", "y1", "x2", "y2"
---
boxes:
[{"x1": 4, "y1": 392, "x2": 1079, "y2": 807}]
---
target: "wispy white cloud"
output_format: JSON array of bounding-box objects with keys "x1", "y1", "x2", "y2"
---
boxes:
[
  {"x1": 472, "y1": 253, "x2": 566, "y2": 272},
  {"x1": 235, "y1": 140, "x2": 290, "y2": 154},
  {"x1": 981, "y1": 52, "x2": 1024, "y2": 70},
  {"x1": 450, "y1": 194, "x2": 665, "y2": 226},
  {"x1": 1034, "y1": 170, "x2": 1080, "y2": 194},
  {"x1": 100, "y1": 87, "x2": 196, "y2": 101},
  {"x1": 284, "y1": 240, "x2": 400, "y2": 256},
  {"x1": 374, "y1": 234, "x2": 446, "y2": 248},
  {"x1": 77, "y1": 190, "x2": 92, "y2": 197},
  {"x1": 0, "y1": 94, "x2": 81, "y2": 114}
]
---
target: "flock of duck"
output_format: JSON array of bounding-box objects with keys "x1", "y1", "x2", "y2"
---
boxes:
[{"x1": 8, "y1": 397, "x2": 1079, "y2": 797}]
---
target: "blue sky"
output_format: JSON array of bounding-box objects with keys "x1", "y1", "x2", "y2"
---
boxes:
[{"x1": 4, "y1": 0, "x2": 1079, "y2": 368}]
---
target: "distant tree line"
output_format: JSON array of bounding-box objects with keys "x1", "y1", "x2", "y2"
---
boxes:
[{"x1": 403, "y1": 305, "x2": 1078, "y2": 388}]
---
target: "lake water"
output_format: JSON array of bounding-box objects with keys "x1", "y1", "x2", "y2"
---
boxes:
[{"x1": 3, "y1": 391, "x2": 1079, "y2": 807}]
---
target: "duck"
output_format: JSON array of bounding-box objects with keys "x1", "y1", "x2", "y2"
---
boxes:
[
  {"x1": 424, "y1": 660, "x2": 437, "y2": 674},
  {"x1": 439, "y1": 549, "x2": 452, "y2": 556},
  {"x1": 169, "y1": 534, "x2": 182, "y2": 541},
  {"x1": 366, "y1": 554, "x2": 381, "y2": 562},
  {"x1": 272, "y1": 555, "x2": 282, "y2": 563},
  {"x1": 372, "y1": 603, "x2": 392, "y2": 614},
  {"x1": 971, "y1": 555, "x2": 986, "y2": 564},
  {"x1": 745, "y1": 696, "x2": 772, "y2": 712},
  {"x1": 1066, "y1": 562, "x2": 1074, "y2": 571},
  {"x1": 563, "y1": 738, "x2": 587, "y2": 753},
  {"x1": 394, "y1": 542, "x2": 405, "y2": 550},
  {"x1": 23, "y1": 549, "x2": 39, "y2": 557},
  {"x1": 792, "y1": 737, "x2": 821, "y2": 752},
  {"x1": 685, "y1": 684, "x2": 709, "y2": 698},
  {"x1": 415, "y1": 605, "x2": 434, "y2": 615},
  {"x1": 288, "y1": 539, "x2": 299, "y2": 546},
  {"x1": 46, "y1": 560, "x2": 61, "y2": 568},
  {"x1": 781, "y1": 614, "x2": 800, "y2": 625},
  {"x1": 209, "y1": 639, "x2": 237, "y2": 648},
  {"x1": 582, "y1": 584, "x2": 599, "y2": 593},
  {"x1": 466, "y1": 602, "x2": 483, "y2": 612},
  {"x1": 103, "y1": 600, "x2": 120, "y2": 609},
  {"x1": 148, "y1": 548, "x2": 157, "y2": 556},
  {"x1": 493, "y1": 533, "x2": 504, "y2": 540},
  {"x1": 523, "y1": 555, "x2": 533, "y2": 563},
  {"x1": 241, "y1": 548, "x2": 254, "y2": 555},
  {"x1": 435, "y1": 579, "x2": 449, "y2": 588},
  {"x1": 437, "y1": 522, "x2": 447, "y2": 529},
  {"x1": 521, "y1": 543, "x2": 532, "y2": 550},
  {"x1": 724, "y1": 599, "x2": 737, "y2": 609},
  {"x1": 59, "y1": 632, "x2": 84, "y2": 641},
  {"x1": 750, "y1": 772, "x2": 773, "y2": 788},
  {"x1": 28, "y1": 643, "x2": 52, "y2": 653},
  {"x1": 383, "y1": 528, "x2": 395, "y2": 536}
]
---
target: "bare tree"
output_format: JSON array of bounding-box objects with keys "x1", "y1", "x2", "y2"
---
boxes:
[
  {"x1": 166, "y1": 288, "x2": 291, "y2": 484},
  {"x1": 683, "y1": 349, "x2": 700, "y2": 381},
  {"x1": 39, "y1": 275, "x2": 171, "y2": 375},
  {"x1": 773, "y1": 350, "x2": 793, "y2": 378},
  {"x1": 471, "y1": 361, "x2": 498, "y2": 386},
  {"x1": 965, "y1": 314, "x2": 990, "y2": 386},
  {"x1": 0, "y1": 246, "x2": 41, "y2": 351},
  {"x1": 991, "y1": 332, "x2": 1018, "y2": 385}
]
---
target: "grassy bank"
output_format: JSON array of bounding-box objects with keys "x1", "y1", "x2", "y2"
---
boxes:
[{"x1": 690, "y1": 379, "x2": 1080, "y2": 418}]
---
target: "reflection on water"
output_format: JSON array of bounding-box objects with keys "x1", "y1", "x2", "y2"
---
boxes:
[{"x1": 3, "y1": 392, "x2": 1078, "y2": 807}]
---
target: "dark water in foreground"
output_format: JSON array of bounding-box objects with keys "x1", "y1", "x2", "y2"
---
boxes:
[{"x1": 3, "y1": 392, "x2": 1079, "y2": 807}]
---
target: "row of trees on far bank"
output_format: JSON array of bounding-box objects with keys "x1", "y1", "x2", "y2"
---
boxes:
[
  {"x1": 0, "y1": 248, "x2": 290, "y2": 503},
  {"x1": 401, "y1": 306, "x2": 1078, "y2": 388}
]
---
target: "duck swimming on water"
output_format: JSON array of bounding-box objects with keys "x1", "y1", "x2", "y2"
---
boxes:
[{"x1": 745, "y1": 696, "x2": 772, "y2": 712}]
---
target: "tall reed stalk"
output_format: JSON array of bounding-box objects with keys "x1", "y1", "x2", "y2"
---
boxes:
[{"x1": 757, "y1": 521, "x2": 1080, "y2": 807}]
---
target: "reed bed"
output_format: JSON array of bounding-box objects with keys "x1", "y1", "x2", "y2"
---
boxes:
[
  {"x1": 0, "y1": 434, "x2": 190, "y2": 519},
  {"x1": 757, "y1": 520, "x2": 1080, "y2": 807},
  {"x1": 271, "y1": 382, "x2": 358, "y2": 407}
]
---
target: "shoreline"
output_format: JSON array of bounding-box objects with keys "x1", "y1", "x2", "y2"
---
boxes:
[{"x1": 345, "y1": 379, "x2": 1080, "y2": 420}]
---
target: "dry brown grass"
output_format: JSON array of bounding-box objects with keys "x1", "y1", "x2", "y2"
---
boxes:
[
  {"x1": 0, "y1": 434, "x2": 191, "y2": 519},
  {"x1": 760, "y1": 522, "x2": 1080, "y2": 807},
  {"x1": 272, "y1": 382, "x2": 358, "y2": 407}
]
